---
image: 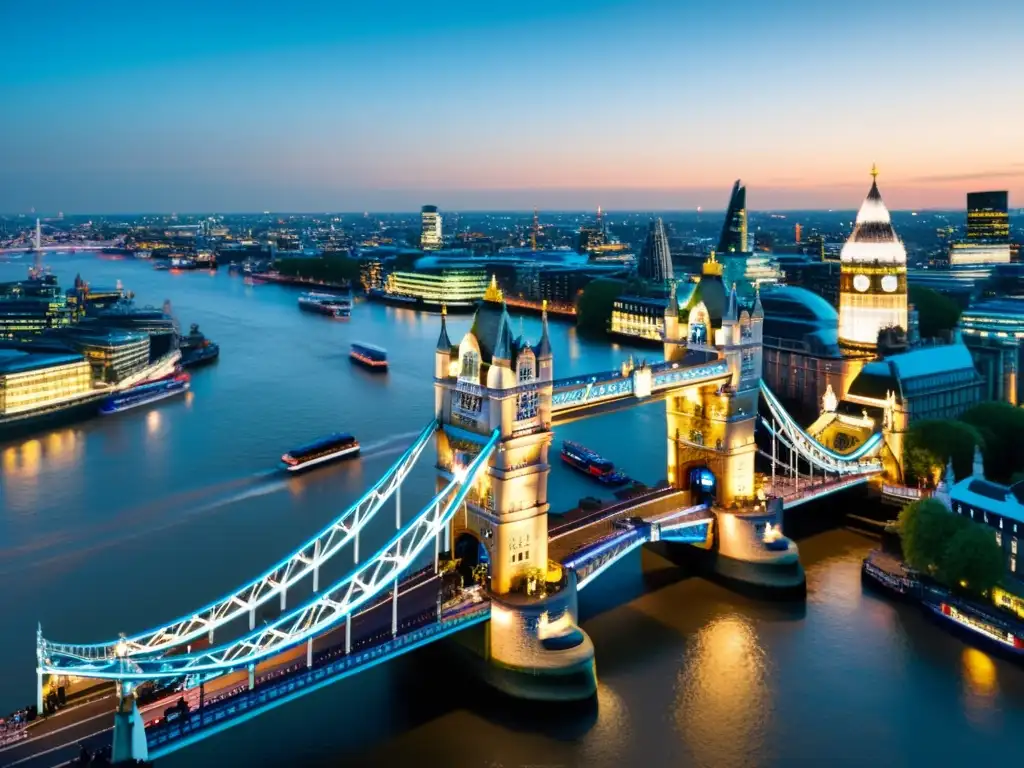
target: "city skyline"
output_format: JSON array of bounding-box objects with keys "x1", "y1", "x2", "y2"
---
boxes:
[{"x1": 2, "y1": 0, "x2": 1023, "y2": 213}]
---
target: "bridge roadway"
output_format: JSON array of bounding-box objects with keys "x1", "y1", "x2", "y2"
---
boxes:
[
  {"x1": 0, "y1": 568, "x2": 446, "y2": 768},
  {"x1": 547, "y1": 486, "x2": 693, "y2": 563}
]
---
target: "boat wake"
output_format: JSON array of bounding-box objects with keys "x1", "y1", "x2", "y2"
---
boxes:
[{"x1": 0, "y1": 429, "x2": 431, "y2": 576}]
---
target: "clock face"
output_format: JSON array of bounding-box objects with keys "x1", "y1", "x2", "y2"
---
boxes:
[
  {"x1": 881, "y1": 275, "x2": 898, "y2": 293},
  {"x1": 853, "y1": 274, "x2": 870, "y2": 293}
]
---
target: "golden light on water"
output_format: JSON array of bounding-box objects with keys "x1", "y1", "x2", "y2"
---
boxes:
[
  {"x1": 577, "y1": 681, "x2": 630, "y2": 765},
  {"x1": 960, "y1": 647, "x2": 999, "y2": 724},
  {"x1": 146, "y1": 409, "x2": 162, "y2": 435},
  {"x1": 674, "y1": 614, "x2": 770, "y2": 767}
]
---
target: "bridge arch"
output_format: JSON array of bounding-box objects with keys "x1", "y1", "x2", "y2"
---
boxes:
[{"x1": 454, "y1": 530, "x2": 489, "y2": 585}]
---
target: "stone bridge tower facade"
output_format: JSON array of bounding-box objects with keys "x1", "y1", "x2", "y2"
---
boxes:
[
  {"x1": 663, "y1": 258, "x2": 764, "y2": 507},
  {"x1": 433, "y1": 301, "x2": 555, "y2": 595}
]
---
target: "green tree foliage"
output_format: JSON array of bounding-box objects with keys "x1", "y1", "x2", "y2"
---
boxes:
[
  {"x1": 898, "y1": 498, "x2": 1005, "y2": 596},
  {"x1": 960, "y1": 402, "x2": 1024, "y2": 483},
  {"x1": 899, "y1": 499, "x2": 965, "y2": 575},
  {"x1": 576, "y1": 278, "x2": 627, "y2": 337},
  {"x1": 273, "y1": 256, "x2": 360, "y2": 283},
  {"x1": 941, "y1": 523, "x2": 1006, "y2": 595},
  {"x1": 902, "y1": 419, "x2": 982, "y2": 486},
  {"x1": 908, "y1": 285, "x2": 962, "y2": 340}
]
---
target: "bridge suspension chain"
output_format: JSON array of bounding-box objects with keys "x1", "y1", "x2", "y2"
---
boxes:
[
  {"x1": 758, "y1": 382, "x2": 883, "y2": 474},
  {"x1": 39, "y1": 420, "x2": 438, "y2": 665},
  {"x1": 38, "y1": 430, "x2": 501, "y2": 681}
]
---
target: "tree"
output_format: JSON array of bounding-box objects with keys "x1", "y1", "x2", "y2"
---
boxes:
[
  {"x1": 902, "y1": 419, "x2": 982, "y2": 486},
  {"x1": 471, "y1": 563, "x2": 489, "y2": 587},
  {"x1": 908, "y1": 285, "x2": 962, "y2": 340},
  {"x1": 941, "y1": 523, "x2": 1005, "y2": 595},
  {"x1": 961, "y1": 402, "x2": 1024, "y2": 483},
  {"x1": 898, "y1": 498, "x2": 967, "y2": 575},
  {"x1": 273, "y1": 256, "x2": 361, "y2": 283},
  {"x1": 576, "y1": 278, "x2": 627, "y2": 337}
]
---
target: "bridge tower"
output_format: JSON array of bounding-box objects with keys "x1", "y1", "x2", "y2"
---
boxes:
[
  {"x1": 434, "y1": 300, "x2": 554, "y2": 594},
  {"x1": 664, "y1": 255, "x2": 763, "y2": 506},
  {"x1": 434, "y1": 302, "x2": 596, "y2": 701}
]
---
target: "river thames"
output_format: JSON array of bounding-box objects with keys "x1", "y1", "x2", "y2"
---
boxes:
[{"x1": 1, "y1": 255, "x2": 1021, "y2": 767}]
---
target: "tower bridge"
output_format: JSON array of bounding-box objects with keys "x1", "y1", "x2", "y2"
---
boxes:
[{"x1": 17, "y1": 279, "x2": 890, "y2": 767}]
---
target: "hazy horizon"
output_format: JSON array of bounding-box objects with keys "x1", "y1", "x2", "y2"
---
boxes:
[{"x1": 2, "y1": 0, "x2": 1022, "y2": 214}]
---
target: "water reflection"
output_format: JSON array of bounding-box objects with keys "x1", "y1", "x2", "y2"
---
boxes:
[
  {"x1": 577, "y1": 681, "x2": 631, "y2": 766},
  {"x1": 961, "y1": 648, "x2": 1000, "y2": 726},
  {"x1": 674, "y1": 614, "x2": 770, "y2": 768},
  {"x1": 146, "y1": 409, "x2": 162, "y2": 436}
]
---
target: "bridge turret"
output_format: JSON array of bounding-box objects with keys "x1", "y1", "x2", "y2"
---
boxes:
[
  {"x1": 663, "y1": 282, "x2": 684, "y2": 362},
  {"x1": 435, "y1": 304, "x2": 453, "y2": 379}
]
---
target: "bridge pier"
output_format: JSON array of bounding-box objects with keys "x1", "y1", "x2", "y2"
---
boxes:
[{"x1": 111, "y1": 683, "x2": 149, "y2": 765}]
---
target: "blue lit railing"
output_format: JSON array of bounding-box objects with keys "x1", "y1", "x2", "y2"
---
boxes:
[
  {"x1": 40, "y1": 430, "x2": 500, "y2": 679},
  {"x1": 147, "y1": 605, "x2": 491, "y2": 757},
  {"x1": 39, "y1": 419, "x2": 439, "y2": 663}
]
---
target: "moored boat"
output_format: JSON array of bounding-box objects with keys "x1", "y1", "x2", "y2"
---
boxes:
[{"x1": 100, "y1": 373, "x2": 190, "y2": 415}]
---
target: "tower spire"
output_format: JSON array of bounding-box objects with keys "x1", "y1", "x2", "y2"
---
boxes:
[
  {"x1": 537, "y1": 299, "x2": 552, "y2": 359},
  {"x1": 870, "y1": 163, "x2": 879, "y2": 181},
  {"x1": 436, "y1": 303, "x2": 452, "y2": 351}
]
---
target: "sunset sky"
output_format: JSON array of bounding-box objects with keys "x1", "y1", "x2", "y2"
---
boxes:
[{"x1": 2, "y1": 0, "x2": 1022, "y2": 213}]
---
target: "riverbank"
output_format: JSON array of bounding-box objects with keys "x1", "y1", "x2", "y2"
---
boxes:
[{"x1": 862, "y1": 550, "x2": 1024, "y2": 661}]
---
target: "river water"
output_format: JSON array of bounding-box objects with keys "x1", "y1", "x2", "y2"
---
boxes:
[{"x1": 0, "y1": 255, "x2": 1020, "y2": 767}]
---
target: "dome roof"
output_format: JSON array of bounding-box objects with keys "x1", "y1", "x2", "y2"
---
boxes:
[
  {"x1": 759, "y1": 285, "x2": 838, "y2": 322},
  {"x1": 841, "y1": 167, "x2": 906, "y2": 264}
]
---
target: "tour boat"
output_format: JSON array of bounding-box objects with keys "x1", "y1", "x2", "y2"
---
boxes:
[
  {"x1": 350, "y1": 342, "x2": 388, "y2": 371},
  {"x1": 560, "y1": 441, "x2": 629, "y2": 485},
  {"x1": 100, "y1": 373, "x2": 190, "y2": 415},
  {"x1": 281, "y1": 433, "x2": 360, "y2": 472}
]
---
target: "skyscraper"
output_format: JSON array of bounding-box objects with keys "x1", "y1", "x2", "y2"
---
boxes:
[
  {"x1": 637, "y1": 218, "x2": 673, "y2": 283},
  {"x1": 717, "y1": 180, "x2": 748, "y2": 254},
  {"x1": 837, "y1": 166, "x2": 908, "y2": 349},
  {"x1": 421, "y1": 205, "x2": 442, "y2": 250},
  {"x1": 966, "y1": 191, "x2": 1009, "y2": 242}
]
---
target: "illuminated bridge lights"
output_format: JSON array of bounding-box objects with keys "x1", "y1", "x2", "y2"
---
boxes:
[
  {"x1": 40, "y1": 420, "x2": 440, "y2": 665},
  {"x1": 39, "y1": 431, "x2": 501, "y2": 681},
  {"x1": 759, "y1": 381, "x2": 883, "y2": 474}
]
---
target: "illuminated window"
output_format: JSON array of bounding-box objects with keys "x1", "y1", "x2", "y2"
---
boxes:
[{"x1": 459, "y1": 350, "x2": 479, "y2": 383}]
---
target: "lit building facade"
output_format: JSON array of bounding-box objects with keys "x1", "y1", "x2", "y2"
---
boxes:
[
  {"x1": 966, "y1": 191, "x2": 1010, "y2": 242},
  {"x1": 610, "y1": 295, "x2": 669, "y2": 342},
  {"x1": 838, "y1": 167, "x2": 908, "y2": 350},
  {"x1": 959, "y1": 297, "x2": 1024, "y2": 405},
  {"x1": 936, "y1": 450, "x2": 1020, "y2": 576},
  {"x1": 385, "y1": 267, "x2": 489, "y2": 309},
  {"x1": 637, "y1": 218, "x2": 673, "y2": 283},
  {"x1": 0, "y1": 350, "x2": 93, "y2": 416},
  {"x1": 60, "y1": 329, "x2": 151, "y2": 384},
  {"x1": 421, "y1": 205, "x2": 443, "y2": 250},
  {"x1": 0, "y1": 275, "x2": 76, "y2": 339},
  {"x1": 838, "y1": 344, "x2": 983, "y2": 476},
  {"x1": 948, "y1": 242, "x2": 1011, "y2": 266}
]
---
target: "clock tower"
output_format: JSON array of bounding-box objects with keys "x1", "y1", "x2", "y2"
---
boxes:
[{"x1": 838, "y1": 165, "x2": 908, "y2": 350}]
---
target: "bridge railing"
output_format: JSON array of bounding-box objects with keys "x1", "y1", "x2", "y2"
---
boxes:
[
  {"x1": 759, "y1": 382, "x2": 883, "y2": 474},
  {"x1": 39, "y1": 430, "x2": 501, "y2": 680},
  {"x1": 147, "y1": 603, "x2": 491, "y2": 757},
  {"x1": 39, "y1": 420, "x2": 439, "y2": 664}
]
